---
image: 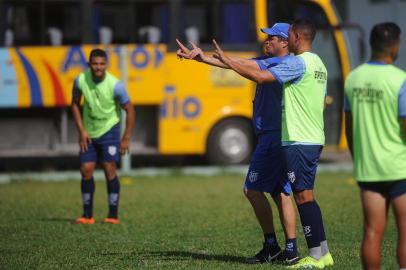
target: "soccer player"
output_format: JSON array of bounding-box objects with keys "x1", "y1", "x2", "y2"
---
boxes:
[
  {"x1": 344, "y1": 22, "x2": 406, "y2": 269},
  {"x1": 176, "y1": 23, "x2": 299, "y2": 264},
  {"x1": 208, "y1": 19, "x2": 334, "y2": 268},
  {"x1": 71, "y1": 48, "x2": 135, "y2": 225}
]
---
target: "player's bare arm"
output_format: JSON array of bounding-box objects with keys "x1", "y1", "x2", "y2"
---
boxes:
[
  {"x1": 119, "y1": 102, "x2": 135, "y2": 155},
  {"x1": 402, "y1": 117, "x2": 406, "y2": 136},
  {"x1": 176, "y1": 39, "x2": 206, "y2": 61},
  {"x1": 212, "y1": 39, "x2": 276, "y2": 84},
  {"x1": 176, "y1": 39, "x2": 258, "y2": 70},
  {"x1": 71, "y1": 94, "x2": 91, "y2": 152},
  {"x1": 176, "y1": 39, "x2": 229, "y2": 68},
  {"x1": 345, "y1": 111, "x2": 353, "y2": 157}
]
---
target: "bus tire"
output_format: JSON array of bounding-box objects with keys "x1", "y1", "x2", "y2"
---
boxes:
[{"x1": 206, "y1": 118, "x2": 253, "y2": 165}]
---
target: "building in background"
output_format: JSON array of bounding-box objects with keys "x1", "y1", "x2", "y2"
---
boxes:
[{"x1": 333, "y1": 0, "x2": 406, "y2": 69}]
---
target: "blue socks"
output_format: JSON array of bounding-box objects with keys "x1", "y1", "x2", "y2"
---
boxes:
[
  {"x1": 264, "y1": 234, "x2": 297, "y2": 256},
  {"x1": 81, "y1": 178, "x2": 95, "y2": 218},
  {"x1": 314, "y1": 202, "x2": 326, "y2": 242},
  {"x1": 107, "y1": 176, "x2": 120, "y2": 218},
  {"x1": 298, "y1": 201, "x2": 328, "y2": 259},
  {"x1": 298, "y1": 201, "x2": 322, "y2": 248},
  {"x1": 81, "y1": 176, "x2": 120, "y2": 219},
  {"x1": 314, "y1": 202, "x2": 330, "y2": 255},
  {"x1": 285, "y1": 238, "x2": 298, "y2": 256},
  {"x1": 264, "y1": 233, "x2": 279, "y2": 248}
]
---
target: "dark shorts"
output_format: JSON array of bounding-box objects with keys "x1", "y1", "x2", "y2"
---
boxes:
[
  {"x1": 80, "y1": 124, "x2": 121, "y2": 164},
  {"x1": 283, "y1": 144, "x2": 323, "y2": 192},
  {"x1": 244, "y1": 131, "x2": 292, "y2": 197},
  {"x1": 358, "y1": 179, "x2": 406, "y2": 199}
]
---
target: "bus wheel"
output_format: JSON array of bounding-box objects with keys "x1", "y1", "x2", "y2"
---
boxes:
[{"x1": 207, "y1": 119, "x2": 253, "y2": 165}]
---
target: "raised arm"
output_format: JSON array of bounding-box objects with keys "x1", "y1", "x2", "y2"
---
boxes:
[
  {"x1": 212, "y1": 39, "x2": 276, "y2": 84},
  {"x1": 176, "y1": 39, "x2": 259, "y2": 71}
]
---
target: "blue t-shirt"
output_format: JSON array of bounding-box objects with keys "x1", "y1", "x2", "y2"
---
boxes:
[
  {"x1": 268, "y1": 54, "x2": 327, "y2": 97},
  {"x1": 72, "y1": 78, "x2": 130, "y2": 105},
  {"x1": 268, "y1": 55, "x2": 306, "y2": 84},
  {"x1": 252, "y1": 55, "x2": 289, "y2": 134}
]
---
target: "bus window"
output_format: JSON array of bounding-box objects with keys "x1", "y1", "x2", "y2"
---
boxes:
[
  {"x1": 3, "y1": 1, "x2": 42, "y2": 46},
  {"x1": 180, "y1": 1, "x2": 213, "y2": 44},
  {"x1": 0, "y1": 3, "x2": 6, "y2": 45},
  {"x1": 179, "y1": 0, "x2": 255, "y2": 48},
  {"x1": 266, "y1": 0, "x2": 293, "y2": 27},
  {"x1": 220, "y1": 0, "x2": 256, "y2": 44},
  {"x1": 45, "y1": 1, "x2": 82, "y2": 45},
  {"x1": 93, "y1": 0, "x2": 132, "y2": 44},
  {"x1": 133, "y1": 1, "x2": 171, "y2": 44}
]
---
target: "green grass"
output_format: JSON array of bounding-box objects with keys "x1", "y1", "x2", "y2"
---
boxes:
[{"x1": 0, "y1": 172, "x2": 399, "y2": 269}]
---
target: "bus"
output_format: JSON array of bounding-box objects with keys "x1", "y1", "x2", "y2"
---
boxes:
[{"x1": 0, "y1": 0, "x2": 351, "y2": 165}]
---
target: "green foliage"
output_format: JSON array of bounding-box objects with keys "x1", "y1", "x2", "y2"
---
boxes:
[{"x1": 0, "y1": 173, "x2": 398, "y2": 269}]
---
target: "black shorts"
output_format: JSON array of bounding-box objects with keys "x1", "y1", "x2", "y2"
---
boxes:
[
  {"x1": 358, "y1": 179, "x2": 406, "y2": 200},
  {"x1": 283, "y1": 145, "x2": 323, "y2": 192},
  {"x1": 79, "y1": 124, "x2": 121, "y2": 164}
]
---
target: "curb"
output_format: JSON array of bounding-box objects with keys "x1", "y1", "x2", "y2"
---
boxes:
[{"x1": 0, "y1": 163, "x2": 352, "y2": 184}]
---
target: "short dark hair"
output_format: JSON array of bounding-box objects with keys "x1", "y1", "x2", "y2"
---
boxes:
[
  {"x1": 369, "y1": 22, "x2": 401, "y2": 54},
  {"x1": 89, "y1": 48, "x2": 107, "y2": 62},
  {"x1": 291, "y1": 19, "x2": 316, "y2": 41}
]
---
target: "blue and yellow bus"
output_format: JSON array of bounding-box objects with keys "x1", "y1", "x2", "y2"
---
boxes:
[{"x1": 0, "y1": 0, "x2": 351, "y2": 165}]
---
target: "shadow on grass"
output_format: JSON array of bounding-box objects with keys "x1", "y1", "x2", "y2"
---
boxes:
[
  {"x1": 144, "y1": 251, "x2": 247, "y2": 264},
  {"x1": 38, "y1": 218, "x2": 75, "y2": 223}
]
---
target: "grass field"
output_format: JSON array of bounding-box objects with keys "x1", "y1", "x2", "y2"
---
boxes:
[{"x1": 0, "y1": 172, "x2": 399, "y2": 269}]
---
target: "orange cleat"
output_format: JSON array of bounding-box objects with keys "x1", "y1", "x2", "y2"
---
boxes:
[
  {"x1": 103, "y1": 218, "x2": 120, "y2": 224},
  {"x1": 75, "y1": 217, "x2": 95, "y2": 224}
]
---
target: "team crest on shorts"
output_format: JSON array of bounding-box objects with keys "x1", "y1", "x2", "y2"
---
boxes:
[
  {"x1": 248, "y1": 171, "x2": 259, "y2": 183},
  {"x1": 108, "y1": 146, "x2": 117, "y2": 156},
  {"x1": 287, "y1": 171, "x2": 296, "y2": 183}
]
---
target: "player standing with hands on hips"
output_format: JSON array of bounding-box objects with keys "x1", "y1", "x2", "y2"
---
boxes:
[
  {"x1": 71, "y1": 48, "x2": 135, "y2": 225},
  {"x1": 345, "y1": 22, "x2": 406, "y2": 270}
]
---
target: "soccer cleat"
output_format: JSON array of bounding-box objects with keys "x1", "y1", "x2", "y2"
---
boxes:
[
  {"x1": 75, "y1": 217, "x2": 95, "y2": 224},
  {"x1": 287, "y1": 256, "x2": 325, "y2": 269},
  {"x1": 246, "y1": 242, "x2": 282, "y2": 264},
  {"x1": 276, "y1": 250, "x2": 300, "y2": 265},
  {"x1": 103, "y1": 217, "x2": 120, "y2": 224},
  {"x1": 320, "y1": 252, "x2": 334, "y2": 267}
]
